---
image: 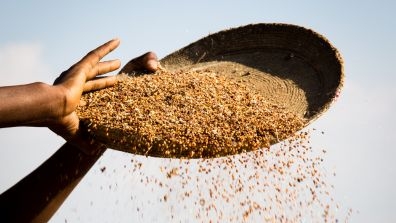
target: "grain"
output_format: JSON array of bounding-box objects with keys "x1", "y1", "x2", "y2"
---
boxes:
[
  {"x1": 122, "y1": 129, "x2": 347, "y2": 222},
  {"x1": 77, "y1": 69, "x2": 305, "y2": 158},
  {"x1": 75, "y1": 68, "x2": 349, "y2": 221}
]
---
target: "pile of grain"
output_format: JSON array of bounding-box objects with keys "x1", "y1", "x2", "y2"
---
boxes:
[{"x1": 77, "y1": 69, "x2": 305, "y2": 158}]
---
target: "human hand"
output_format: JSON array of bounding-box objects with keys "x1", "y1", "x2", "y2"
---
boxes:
[{"x1": 50, "y1": 39, "x2": 158, "y2": 154}]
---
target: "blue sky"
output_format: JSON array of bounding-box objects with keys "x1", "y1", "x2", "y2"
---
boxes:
[{"x1": 0, "y1": 1, "x2": 395, "y2": 222}]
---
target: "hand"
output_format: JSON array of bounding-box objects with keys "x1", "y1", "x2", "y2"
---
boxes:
[{"x1": 50, "y1": 40, "x2": 159, "y2": 154}]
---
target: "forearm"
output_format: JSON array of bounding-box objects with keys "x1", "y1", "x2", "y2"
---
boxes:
[
  {"x1": 0, "y1": 142, "x2": 104, "y2": 222},
  {"x1": 0, "y1": 82, "x2": 64, "y2": 127}
]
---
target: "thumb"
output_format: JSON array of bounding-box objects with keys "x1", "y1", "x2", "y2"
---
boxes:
[{"x1": 118, "y1": 52, "x2": 158, "y2": 75}]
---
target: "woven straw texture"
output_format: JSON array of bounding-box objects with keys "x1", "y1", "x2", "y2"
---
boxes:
[{"x1": 160, "y1": 23, "x2": 343, "y2": 123}]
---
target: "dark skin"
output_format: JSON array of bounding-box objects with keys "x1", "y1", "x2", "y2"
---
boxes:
[
  {"x1": 0, "y1": 39, "x2": 159, "y2": 222},
  {"x1": 0, "y1": 38, "x2": 158, "y2": 154}
]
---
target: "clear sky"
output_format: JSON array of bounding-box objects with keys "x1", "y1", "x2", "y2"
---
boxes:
[{"x1": 0, "y1": 1, "x2": 395, "y2": 222}]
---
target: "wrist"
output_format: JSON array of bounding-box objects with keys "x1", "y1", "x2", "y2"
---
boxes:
[{"x1": 48, "y1": 84, "x2": 71, "y2": 120}]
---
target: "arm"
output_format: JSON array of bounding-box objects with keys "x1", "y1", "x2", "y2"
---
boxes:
[
  {"x1": 0, "y1": 42, "x2": 158, "y2": 222},
  {"x1": 0, "y1": 39, "x2": 121, "y2": 222},
  {"x1": 0, "y1": 82, "x2": 63, "y2": 127},
  {"x1": 0, "y1": 38, "x2": 121, "y2": 153},
  {"x1": 0, "y1": 142, "x2": 103, "y2": 223}
]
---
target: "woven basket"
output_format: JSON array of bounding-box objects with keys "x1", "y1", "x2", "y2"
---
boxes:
[
  {"x1": 80, "y1": 23, "x2": 343, "y2": 158},
  {"x1": 159, "y1": 23, "x2": 343, "y2": 124}
]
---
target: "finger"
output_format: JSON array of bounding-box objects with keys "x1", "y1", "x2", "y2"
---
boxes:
[
  {"x1": 79, "y1": 38, "x2": 121, "y2": 69},
  {"x1": 83, "y1": 76, "x2": 117, "y2": 92},
  {"x1": 118, "y1": 51, "x2": 158, "y2": 75},
  {"x1": 88, "y1": 59, "x2": 121, "y2": 80}
]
